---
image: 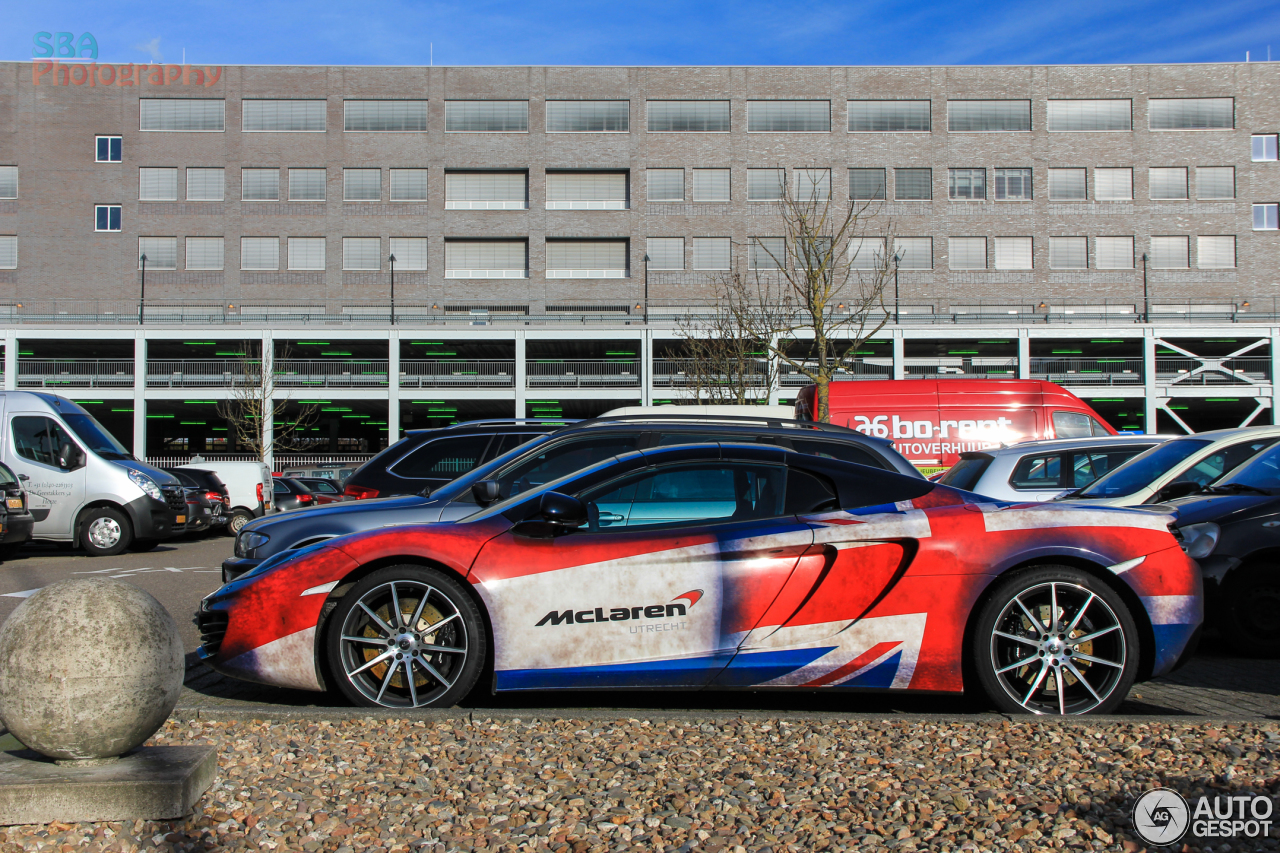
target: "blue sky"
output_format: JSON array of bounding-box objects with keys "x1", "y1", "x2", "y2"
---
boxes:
[{"x1": 8, "y1": 0, "x2": 1280, "y2": 66}]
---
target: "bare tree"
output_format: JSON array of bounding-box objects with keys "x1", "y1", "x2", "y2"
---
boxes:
[
  {"x1": 214, "y1": 344, "x2": 320, "y2": 462},
  {"x1": 673, "y1": 275, "x2": 783, "y2": 404}
]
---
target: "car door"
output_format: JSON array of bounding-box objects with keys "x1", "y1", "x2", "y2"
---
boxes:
[
  {"x1": 469, "y1": 460, "x2": 813, "y2": 690},
  {"x1": 8, "y1": 414, "x2": 86, "y2": 537}
]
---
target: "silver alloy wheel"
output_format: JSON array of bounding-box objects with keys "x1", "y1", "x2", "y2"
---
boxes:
[
  {"x1": 988, "y1": 581, "x2": 1127, "y2": 715},
  {"x1": 336, "y1": 580, "x2": 469, "y2": 708},
  {"x1": 86, "y1": 517, "x2": 123, "y2": 550},
  {"x1": 229, "y1": 513, "x2": 248, "y2": 534}
]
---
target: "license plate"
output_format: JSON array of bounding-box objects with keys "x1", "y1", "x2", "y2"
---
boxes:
[
  {"x1": 176, "y1": 515, "x2": 186, "y2": 524},
  {"x1": 6, "y1": 498, "x2": 21, "y2": 510}
]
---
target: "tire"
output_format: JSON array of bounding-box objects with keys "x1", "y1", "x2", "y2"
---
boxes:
[
  {"x1": 326, "y1": 565, "x2": 486, "y2": 709},
  {"x1": 79, "y1": 507, "x2": 133, "y2": 558},
  {"x1": 1219, "y1": 565, "x2": 1280, "y2": 657},
  {"x1": 129, "y1": 538, "x2": 161, "y2": 553},
  {"x1": 972, "y1": 566, "x2": 1139, "y2": 715},
  {"x1": 226, "y1": 511, "x2": 253, "y2": 536}
]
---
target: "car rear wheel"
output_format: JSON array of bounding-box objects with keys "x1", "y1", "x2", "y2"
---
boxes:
[
  {"x1": 1219, "y1": 565, "x2": 1280, "y2": 657},
  {"x1": 226, "y1": 510, "x2": 253, "y2": 536},
  {"x1": 326, "y1": 565, "x2": 486, "y2": 709},
  {"x1": 973, "y1": 566, "x2": 1139, "y2": 715}
]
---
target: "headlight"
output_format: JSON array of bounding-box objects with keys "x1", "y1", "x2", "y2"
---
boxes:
[
  {"x1": 238, "y1": 530, "x2": 270, "y2": 556},
  {"x1": 1180, "y1": 522, "x2": 1221, "y2": 559},
  {"x1": 127, "y1": 469, "x2": 163, "y2": 502}
]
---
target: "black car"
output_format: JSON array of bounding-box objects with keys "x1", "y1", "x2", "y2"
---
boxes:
[
  {"x1": 295, "y1": 477, "x2": 347, "y2": 504},
  {"x1": 0, "y1": 461, "x2": 34, "y2": 560},
  {"x1": 164, "y1": 467, "x2": 231, "y2": 535},
  {"x1": 272, "y1": 477, "x2": 317, "y2": 512},
  {"x1": 341, "y1": 420, "x2": 564, "y2": 500},
  {"x1": 222, "y1": 414, "x2": 921, "y2": 582},
  {"x1": 1167, "y1": 439, "x2": 1280, "y2": 656}
]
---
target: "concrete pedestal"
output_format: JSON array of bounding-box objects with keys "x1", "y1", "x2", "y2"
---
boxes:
[{"x1": 0, "y1": 746, "x2": 216, "y2": 825}]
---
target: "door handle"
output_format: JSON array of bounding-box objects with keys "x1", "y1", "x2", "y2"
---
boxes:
[{"x1": 599, "y1": 512, "x2": 626, "y2": 523}]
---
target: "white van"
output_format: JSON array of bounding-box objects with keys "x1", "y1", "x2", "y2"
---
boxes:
[
  {"x1": 0, "y1": 392, "x2": 187, "y2": 556},
  {"x1": 177, "y1": 459, "x2": 273, "y2": 535}
]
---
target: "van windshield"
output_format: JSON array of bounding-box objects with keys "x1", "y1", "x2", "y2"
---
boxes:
[
  {"x1": 1073, "y1": 438, "x2": 1210, "y2": 499},
  {"x1": 61, "y1": 413, "x2": 131, "y2": 460}
]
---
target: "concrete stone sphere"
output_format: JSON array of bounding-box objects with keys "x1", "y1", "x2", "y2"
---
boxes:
[{"x1": 0, "y1": 577, "x2": 184, "y2": 761}]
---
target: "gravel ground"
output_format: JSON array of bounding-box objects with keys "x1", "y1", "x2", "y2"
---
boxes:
[{"x1": 2, "y1": 716, "x2": 1279, "y2": 853}]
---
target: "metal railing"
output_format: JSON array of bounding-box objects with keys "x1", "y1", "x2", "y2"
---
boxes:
[
  {"x1": 273, "y1": 360, "x2": 390, "y2": 388},
  {"x1": 1156, "y1": 358, "x2": 1271, "y2": 385},
  {"x1": 526, "y1": 360, "x2": 641, "y2": 388},
  {"x1": 17, "y1": 358, "x2": 134, "y2": 388},
  {"x1": 902, "y1": 358, "x2": 1018, "y2": 379},
  {"x1": 399, "y1": 360, "x2": 516, "y2": 388},
  {"x1": 651, "y1": 359, "x2": 771, "y2": 388},
  {"x1": 1029, "y1": 357, "x2": 1144, "y2": 385},
  {"x1": 146, "y1": 453, "x2": 375, "y2": 470},
  {"x1": 780, "y1": 360, "x2": 893, "y2": 386},
  {"x1": 146, "y1": 360, "x2": 252, "y2": 388}
]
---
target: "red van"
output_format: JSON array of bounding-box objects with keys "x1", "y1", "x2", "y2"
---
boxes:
[{"x1": 795, "y1": 379, "x2": 1115, "y2": 471}]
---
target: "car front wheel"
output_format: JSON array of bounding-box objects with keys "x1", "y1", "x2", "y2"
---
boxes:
[
  {"x1": 326, "y1": 565, "x2": 486, "y2": 708},
  {"x1": 973, "y1": 566, "x2": 1139, "y2": 715}
]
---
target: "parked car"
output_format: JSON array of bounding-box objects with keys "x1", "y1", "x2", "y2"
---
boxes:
[
  {"x1": 341, "y1": 421, "x2": 563, "y2": 501},
  {"x1": 180, "y1": 487, "x2": 216, "y2": 536},
  {"x1": 937, "y1": 435, "x2": 1171, "y2": 502},
  {"x1": 1056, "y1": 426, "x2": 1280, "y2": 506},
  {"x1": 199, "y1": 441, "x2": 1202, "y2": 714},
  {"x1": 273, "y1": 477, "x2": 316, "y2": 512},
  {"x1": 296, "y1": 477, "x2": 347, "y2": 504},
  {"x1": 0, "y1": 392, "x2": 185, "y2": 556},
  {"x1": 280, "y1": 465, "x2": 357, "y2": 484},
  {"x1": 222, "y1": 414, "x2": 923, "y2": 582},
  {"x1": 164, "y1": 467, "x2": 231, "y2": 535},
  {"x1": 175, "y1": 460, "x2": 273, "y2": 535},
  {"x1": 0, "y1": 460, "x2": 34, "y2": 560}
]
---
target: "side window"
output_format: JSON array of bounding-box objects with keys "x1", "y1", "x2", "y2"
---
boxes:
[
  {"x1": 784, "y1": 468, "x2": 839, "y2": 513},
  {"x1": 1172, "y1": 439, "x2": 1279, "y2": 487},
  {"x1": 273, "y1": 480, "x2": 289, "y2": 494},
  {"x1": 1010, "y1": 453, "x2": 1063, "y2": 489},
  {"x1": 579, "y1": 462, "x2": 786, "y2": 531},
  {"x1": 12, "y1": 417, "x2": 72, "y2": 467},
  {"x1": 392, "y1": 434, "x2": 493, "y2": 479},
  {"x1": 313, "y1": 481, "x2": 339, "y2": 493},
  {"x1": 1052, "y1": 411, "x2": 1093, "y2": 439},
  {"x1": 487, "y1": 433, "x2": 543, "y2": 460},
  {"x1": 790, "y1": 438, "x2": 886, "y2": 469},
  {"x1": 494, "y1": 435, "x2": 641, "y2": 500}
]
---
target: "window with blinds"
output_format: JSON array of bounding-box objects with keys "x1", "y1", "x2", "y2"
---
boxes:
[
  {"x1": 647, "y1": 169, "x2": 684, "y2": 202},
  {"x1": 389, "y1": 237, "x2": 428, "y2": 270},
  {"x1": 139, "y1": 168, "x2": 178, "y2": 201},
  {"x1": 1049, "y1": 236, "x2": 1088, "y2": 269},
  {"x1": 1197, "y1": 236, "x2": 1236, "y2": 269},
  {"x1": 344, "y1": 100, "x2": 427, "y2": 132},
  {"x1": 893, "y1": 237, "x2": 932, "y2": 270},
  {"x1": 138, "y1": 237, "x2": 177, "y2": 270},
  {"x1": 692, "y1": 169, "x2": 730, "y2": 202},
  {"x1": 389, "y1": 169, "x2": 428, "y2": 202},
  {"x1": 995, "y1": 168, "x2": 1032, "y2": 200},
  {"x1": 288, "y1": 169, "x2": 326, "y2": 202},
  {"x1": 445, "y1": 240, "x2": 527, "y2": 278},
  {"x1": 1149, "y1": 98, "x2": 1234, "y2": 130},
  {"x1": 344, "y1": 169, "x2": 381, "y2": 202},
  {"x1": 1196, "y1": 167, "x2": 1235, "y2": 200},
  {"x1": 895, "y1": 168, "x2": 931, "y2": 200},
  {"x1": 1149, "y1": 167, "x2": 1188, "y2": 200},
  {"x1": 140, "y1": 99, "x2": 224, "y2": 131},
  {"x1": 646, "y1": 237, "x2": 684, "y2": 270},
  {"x1": 241, "y1": 169, "x2": 279, "y2": 201},
  {"x1": 647, "y1": 101, "x2": 729, "y2": 132},
  {"x1": 849, "y1": 169, "x2": 887, "y2": 200},
  {"x1": 288, "y1": 237, "x2": 326, "y2": 270},
  {"x1": 1149, "y1": 236, "x2": 1189, "y2": 269},
  {"x1": 0, "y1": 166, "x2": 15, "y2": 199},
  {"x1": 546, "y1": 240, "x2": 628, "y2": 277},
  {"x1": 849, "y1": 237, "x2": 885, "y2": 270},
  {"x1": 748, "y1": 169, "x2": 785, "y2": 201},
  {"x1": 186, "y1": 168, "x2": 224, "y2": 201},
  {"x1": 240, "y1": 237, "x2": 279, "y2": 270},
  {"x1": 948, "y1": 237, "x2": 986, "y2": 269},
  {"x1": 1048, "y1": 168, "x2": 1087, "y2": 201},
  {"x1": 947, "y1": 100, "x2": 1031, "y2": 132},
  {"x1": 545, "y1": 172, "x2": 628, "y2": 209},
  {"x1": 185, "y1": 237, "x2": 224, "y2": 270},
  {"x1": 748, "y1": 237, "x2": 785, "y2": 269},
  {"x1": 1046, "y1": 100, "x2": 1132, "y2": 132},
  {"x1": 0, "y1": 236, "x2": 14, "y2": 270},
  {"x1": 795, "y1": 169, "x2": 830, "y2": 202},
  {"x1": 243, "y1": 100, "x2": 326, "y2": 132},
  {"x1": 1095, "y1": 236, "x2": 1134, "y2": 269},
  {"x1": 993, "y1": 236, "x2": 1033, "y2": 270},
  {"x1": 445, "y1": 101, "x2": 529, "y2": 132},
  {"x1": 1255, "y1": 204, "x2": 1279, "y2": 231},
  {"x1": 948, "y1": 168, "x2": 986, "y2": 200},
  {"x1": 847, "y1": 101, "x2": 930, "y2": 132},
  {"x1": 343, "y1": 237, "x2": 381, "y2": 270},
  {"x1": 546, "y1": 101, "x2": 629, "y2": 133},
  {"x1": 445, "y1": 172, "x2": 526, "y2": 210},
  {"x1": 1095, "y1": 168, "x2": 1133, "y2": 201},
  {"x1": 692, "y1": 237, "x2": 731, "y2": 270},
  {"x1": 747, "y1": 101, "x2": 830, "y2": 132}
]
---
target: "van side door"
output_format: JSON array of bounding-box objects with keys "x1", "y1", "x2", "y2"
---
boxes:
[{"x1": 7, "y1": 414, "x2": 87, "y2": 538}]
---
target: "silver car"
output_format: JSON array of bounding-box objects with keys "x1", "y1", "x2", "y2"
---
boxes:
[{"x1": 936, "y1": 434, "x2": 1170, "y2": 502}]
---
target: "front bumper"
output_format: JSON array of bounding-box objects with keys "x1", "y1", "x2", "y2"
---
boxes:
[
  {"x1": 124, "y1": 494, "x2": 183, "y2": 540},
  {"x1": 1, "y1": 512, "x2": 34, "y2": 545}
]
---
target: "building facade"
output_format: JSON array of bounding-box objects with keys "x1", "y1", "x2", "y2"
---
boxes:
[{"x1": 1, "y1": 62, "x2": 1279, "y2": 461}]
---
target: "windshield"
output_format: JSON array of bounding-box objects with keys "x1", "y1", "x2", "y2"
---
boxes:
[
  {"x1": 1074, "y1": 438, "x2": 1210, "y2": 499},
  {"x1": 1216, "y1": 442, "x2": 1280, "y2": 493},
  {"x1": 61, "y1": 412, "x2": 131, "y2": 459}
]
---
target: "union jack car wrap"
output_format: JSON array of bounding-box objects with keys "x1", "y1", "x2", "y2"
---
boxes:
[{"x1": 197, "y1": 443, "x2": 1202, "y2": 714}]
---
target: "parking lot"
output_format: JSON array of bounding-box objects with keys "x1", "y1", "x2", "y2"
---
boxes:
[{"x1": 1, "y1": 534, "x2": 1276, "y2": 719}]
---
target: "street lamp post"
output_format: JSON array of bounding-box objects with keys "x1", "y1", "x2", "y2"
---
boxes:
[
  {"x1": 1141, "y1": 252, "x2": 1149, "y2": 324},
  {"x1": 388, "y1": 253, "x2": 396, "y2": 326},
  {"x1": 893, "y1": 252, "x2": 902, "y2": 324},
  {"x1": 138, "y1": 253, "x2": 147, "y2": 325},
  {"x1": 643, "y1": 253, "x2": 650, "y2": 321}
]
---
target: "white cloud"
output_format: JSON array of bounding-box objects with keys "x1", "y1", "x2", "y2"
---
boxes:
[{"x1": 133, "y1": 37, "x2": 164, "y2": 63}]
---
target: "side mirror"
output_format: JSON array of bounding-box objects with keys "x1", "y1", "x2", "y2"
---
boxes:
[
  {"x1": 513, "y1": 491, "x2": 588, "y2": 538},
  {"x1": 57, "y1": 444, "x2": 84, "y2": 471},
  {"x1": 471, "y1": 479, "x2": 501, "y2": 505},
  {"x1": 1152, "y1": 481, "x2": 1201, "y2": 503}
]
